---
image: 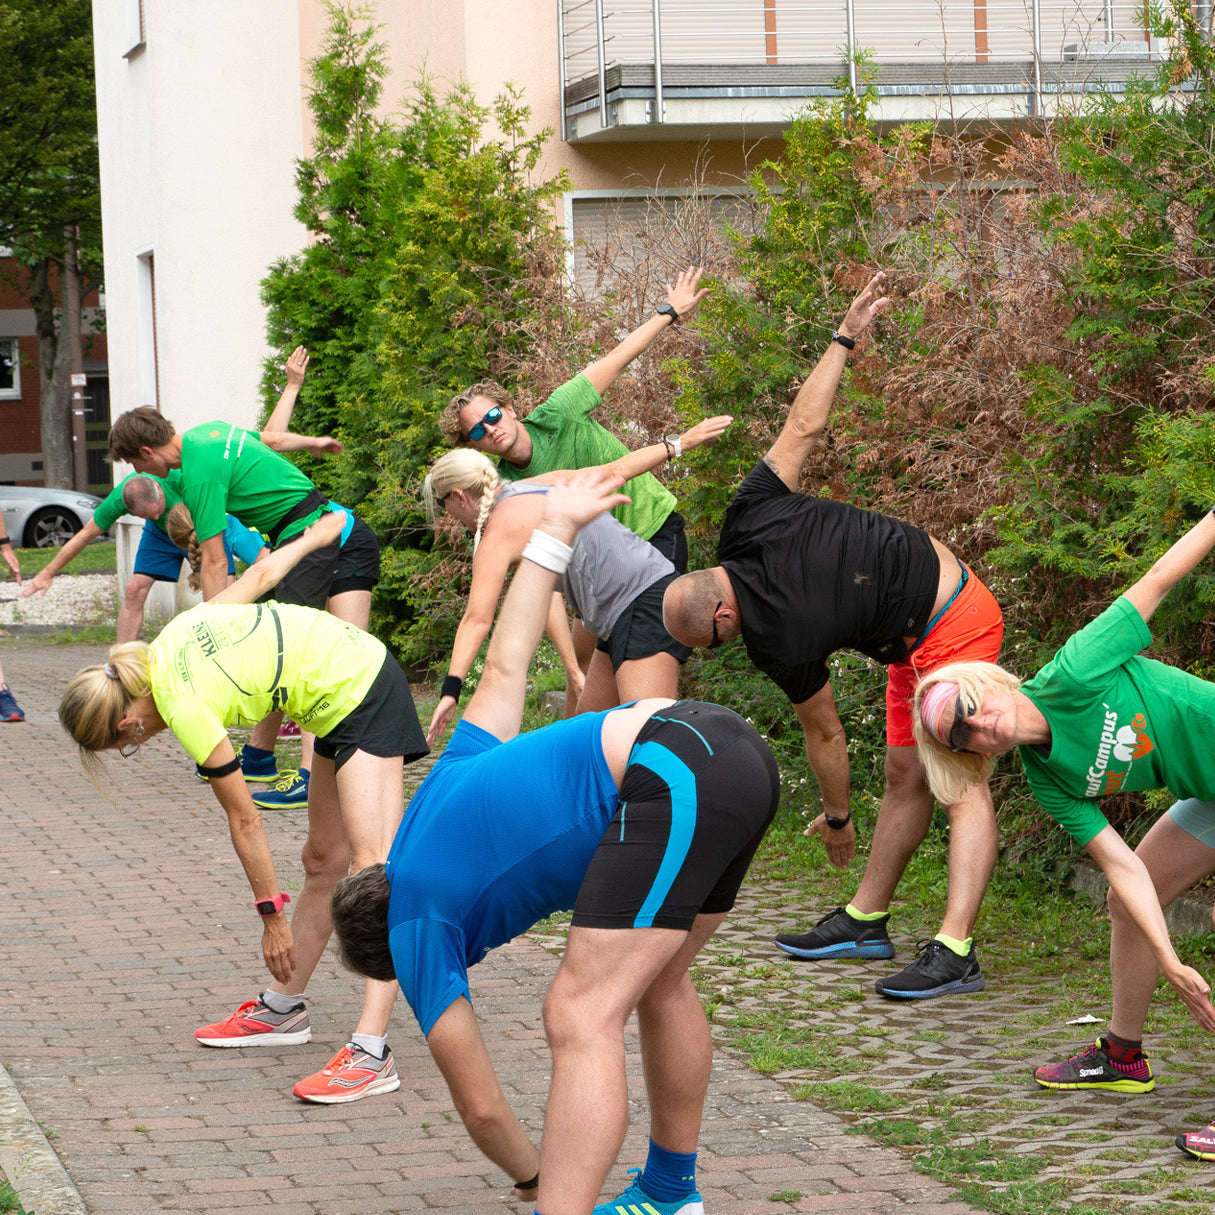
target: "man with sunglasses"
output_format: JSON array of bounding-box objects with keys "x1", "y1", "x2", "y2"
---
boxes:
[
  {"x1": 442, "y1": 267, "x2": 708, "y2": 573},
  {"x1": 661, "y1": 272, "x2": 1006, "y2": 1000}
]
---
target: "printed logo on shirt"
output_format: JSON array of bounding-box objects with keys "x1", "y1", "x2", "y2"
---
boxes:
[{"x1": 1085, "y1": 704, "x2": 1154, "y2": 797}]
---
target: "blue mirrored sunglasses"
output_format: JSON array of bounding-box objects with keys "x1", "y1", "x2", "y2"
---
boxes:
[{"x1": 466, "y1": 406, "x2": 503, "y2": 443}]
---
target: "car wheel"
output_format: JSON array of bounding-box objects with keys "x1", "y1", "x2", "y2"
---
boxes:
[{"x1": 25, "y1": 506, "x2": 82, "y2": 548}]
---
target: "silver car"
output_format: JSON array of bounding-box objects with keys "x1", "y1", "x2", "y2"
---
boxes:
[{"x1": 0, "y1": 485, "x2": 104, "y2": 548}]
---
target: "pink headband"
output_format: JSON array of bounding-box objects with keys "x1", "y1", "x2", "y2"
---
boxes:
[{"x1": 920, "y1": 681, "x2": 960, "y2": 748}]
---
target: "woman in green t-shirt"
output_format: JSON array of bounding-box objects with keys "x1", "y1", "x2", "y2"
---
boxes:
[
  {"x1": 58, "y1": 511, "x2": 429, "y2": 1107},
  {"x1": 909, "y1": 507, "x2": 1215, "y2": 1161}
]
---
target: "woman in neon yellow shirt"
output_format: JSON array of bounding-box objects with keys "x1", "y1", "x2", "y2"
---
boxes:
[{"x1": 59, "y1": 511, "x2": 428, "y2": 1106}]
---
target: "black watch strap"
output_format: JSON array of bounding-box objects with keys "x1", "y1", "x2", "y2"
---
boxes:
[
  {"x1": 831, "y1": 331, "x2": 855, "y2": 350},
  {"x1": 825, "y1": 812, "x2": 852, "y2": 830},
  {"x1": 656, "y1": 302, "x2": 680, "y2": 326}
]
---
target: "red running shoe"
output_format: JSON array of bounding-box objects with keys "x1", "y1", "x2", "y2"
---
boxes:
[
  {"x1": 194, "y1": 996, "x2": 311, "y2": 1048},
  {"x1": 292, "y1": 1042, "x2": 400, "y2": 1104},
  {"x1": 1177, "y1": 1120, "x2": 1215, "y2": 1161}
]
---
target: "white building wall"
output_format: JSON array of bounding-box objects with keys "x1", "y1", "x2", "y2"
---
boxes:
[{"x1": 92, "y1": 0, "x2": 309, "y2": 444}]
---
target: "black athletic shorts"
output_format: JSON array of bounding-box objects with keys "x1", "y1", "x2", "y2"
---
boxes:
[
  {"x1": 597, "y1": 573, "x2": 693, "y2": 669},
  {"x1": 313, "y1": 655, "x2": 428, "y2": 771},
  {"x1": 267, "y1": 514, "x2": 381, "y2": 609},
  {"x1": 572, "y1": 700, "x2": 780, "y2": 930},
  {"x1": 647, "y1": 510, "x2": 687, "y2": 574}
]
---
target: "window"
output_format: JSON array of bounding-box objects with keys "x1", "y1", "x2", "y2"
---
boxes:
[{"x1": 0, "y1": 339, "x2": 20, "y2": 399}]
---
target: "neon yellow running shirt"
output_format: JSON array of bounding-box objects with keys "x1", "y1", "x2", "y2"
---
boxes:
[{"x1": 148, "y1": 601, "x2": 385, "y2": 763}]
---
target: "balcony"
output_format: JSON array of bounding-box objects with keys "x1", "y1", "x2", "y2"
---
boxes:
[{"x1": 558, "y1": 0, "x2": 1183, "y2": 139}]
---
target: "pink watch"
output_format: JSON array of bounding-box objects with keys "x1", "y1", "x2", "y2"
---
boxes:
[{"x1": 254, "y1": 892, "x2": 291, "y2": 917}]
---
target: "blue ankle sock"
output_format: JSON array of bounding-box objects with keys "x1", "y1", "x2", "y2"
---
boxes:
[
  {"x1": 241, "y1": 744, "x2": 274, "y2": 762},
  {"x1": 641, "y1": 1138, "x2": 697, "y2": 1201}
]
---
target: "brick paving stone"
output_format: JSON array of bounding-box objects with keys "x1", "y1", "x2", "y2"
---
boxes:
[{"x1": 6, "y1": 636, "x2": 1206, "y2": 1213}]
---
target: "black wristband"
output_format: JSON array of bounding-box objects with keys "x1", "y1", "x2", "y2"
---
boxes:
[
  {"x1": 198, "y1": 756, "x2": 242, "y2": 779},
  {"x1": 515, "y1": 1172, "x2": 539, "y2": 1191},
  {"x1": 656, "y1": 302, "x2": 679, "y2": 326},
  {"x1": 0, "y1": 537, "x2": 11, "y2": 547},
  {"x1": 440, "y1": 674, "x2": 464, "y2": 702},
  {"x1": 825, "y1": 812, "x2": 852, "y2": 830},
  {"x1": 831, "y1": 331, "x2": 855, "y2": 350}
]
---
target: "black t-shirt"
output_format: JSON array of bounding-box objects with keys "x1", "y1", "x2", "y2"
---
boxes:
[{"x1": 717, "y1": 461, "x2": 939, "y2": 704}]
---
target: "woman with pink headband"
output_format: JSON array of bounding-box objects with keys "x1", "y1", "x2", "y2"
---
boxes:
[{"x1": 911, "y1": 505, "x2": 1215, "y2": 1161}]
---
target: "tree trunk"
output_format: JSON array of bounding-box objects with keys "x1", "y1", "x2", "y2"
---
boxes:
[{"x1": 30, "y1": 257, "x2": 73, "y2": 488}]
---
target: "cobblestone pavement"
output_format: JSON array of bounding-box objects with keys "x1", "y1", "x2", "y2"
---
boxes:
[{"x1": 1, "y1": 636, "x2": 1210, "y2": 1213}]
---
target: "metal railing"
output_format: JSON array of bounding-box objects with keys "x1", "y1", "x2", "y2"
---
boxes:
[{"x1": 560, "y1": 0, "x2": 1172, "y2": 110}]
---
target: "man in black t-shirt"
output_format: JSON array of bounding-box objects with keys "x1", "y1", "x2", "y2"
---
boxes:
[{"x1": 663, "y1": 272, "x2": 1005, "y2": 1000}]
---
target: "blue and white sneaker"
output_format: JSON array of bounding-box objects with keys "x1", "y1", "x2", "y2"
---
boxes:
[
  {"x1": 775, "y1": 907, "x2": 895, "y2": 960},
  {"x1": 251, "y1": 769, "x2": 309, "y2": 810},
  {"x1": 595, "y1": 1169, "x2": 705, "y2": 1215}
]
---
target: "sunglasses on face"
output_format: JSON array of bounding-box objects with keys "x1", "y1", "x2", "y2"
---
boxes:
[
  {"x1": 948, "y1": 693, "x2": 977, "y2": 752},
  {"x1": 709, "y1": 601, "x2": 724, "y2": 649},
  {"x1": 466, "y1": 406, "x2": 504, "y2": 443}
]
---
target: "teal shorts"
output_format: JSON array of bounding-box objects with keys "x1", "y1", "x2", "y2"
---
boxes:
[{"x1": 1167, "y1": 798, "x2": 1215, "y2": 848}]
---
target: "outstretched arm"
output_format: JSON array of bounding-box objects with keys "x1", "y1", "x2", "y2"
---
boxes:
[
  {"x1": 427, "y1": 998, "x2": 540, "y2": 1200},
  {"x1": 532, "y1": 414, "x2": 733, "y2": 490},
  {"x1": 262, "y1": 345, "x2": 310, "y2": 433},
  {"x1": 581, "y1": 266, "x2": 708, "y2": 395},
  {"x1": 793, "y1": 683, "x2": 855, "y2": 867},
  {"x1": 22, "y1": 518, "x2": 105, "y2": 597},
  {"x1": 765, "y1": 271, "x2": 891, "y2": 490},
  {"x1": 206, "y1": 737, "x2": 296, "y2": 984},
  {"x1": 211, "y1": 510, "x2": 347, "y2": 606},
  {"x1": 1123, "y1": 510, "x2": 1215, "y2": 625},
  {"x1": 260, "y1": 430, "x2": 343, "y2": 457},
  {"x1": 426, "y1": 514, "x2": 530, "y2": 747},
  {"x1": 1087, "y1": 826, "x2": 1215, "y2": 1032},
  {"x1": 461, "y1": 471, "x2": 629, "y2": 744}
]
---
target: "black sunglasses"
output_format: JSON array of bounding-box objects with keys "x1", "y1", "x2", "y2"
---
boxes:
[
  {"x1": 709, "y1": 601, "x2": 724, "y2": 649},
  {"x1": 466, "y1": 406, "x2": 504, "y2": 443},
  {"x1": 948, "y1": 692, "x2": 977, "y2": 752}
]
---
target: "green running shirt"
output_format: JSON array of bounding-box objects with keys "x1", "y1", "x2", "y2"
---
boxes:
[{"x1": 1020, "y1": 595, "x2": 1215, "y2": 845}]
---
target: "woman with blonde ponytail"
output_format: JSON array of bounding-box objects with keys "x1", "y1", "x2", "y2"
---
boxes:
[
  {"x1": 912, "y1": 506, "x2": 1215, "y2": 1160},
  {"x1": 421, "y1": 412, "x2": 733, "y2": 747},
  {"x1": 59, "y1": 510, "x2": 428, "y2": 1107}
]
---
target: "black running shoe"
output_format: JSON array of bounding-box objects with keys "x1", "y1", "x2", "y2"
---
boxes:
[
  {"x1": 775, "y1": 907, "x2": 895, "y2": 960},
  {"x1": 874, "y1": 938, "x2": 984, "y2": 999}
]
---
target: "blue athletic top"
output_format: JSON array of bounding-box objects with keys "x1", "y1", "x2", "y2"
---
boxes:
[{"x1": 385, "y1": 709, "x2": 620, "y2": 1036}]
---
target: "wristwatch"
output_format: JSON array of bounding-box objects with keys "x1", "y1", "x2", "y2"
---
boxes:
[
  {"x1": 824, "y1": 812, "x2": 852, "y2": 830},
  {"x1": 254, "y1": 892, "x2": 292, "y2": 916},
  {"x1": 831, "y1": 331, "x2": 855, "y2": 350},
  {"x1": 656, "y1": 302, "x2": 680, "y2": 326},
  {"x1": 664, "y1": 433, "x2": 682, "y2": 458}
]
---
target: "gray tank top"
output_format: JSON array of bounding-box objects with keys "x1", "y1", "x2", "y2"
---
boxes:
[{"x1": 495, "y1": 482, "x2": 674, "y2": 639}]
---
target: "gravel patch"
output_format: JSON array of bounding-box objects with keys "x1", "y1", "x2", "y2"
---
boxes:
[{"x1": 0, "y1": 574, "x2": 119, "y2": 629}]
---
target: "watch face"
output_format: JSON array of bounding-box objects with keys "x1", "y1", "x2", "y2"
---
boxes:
[{"x1": 256, "y1": 899, "x2": 277, "y2": 916}]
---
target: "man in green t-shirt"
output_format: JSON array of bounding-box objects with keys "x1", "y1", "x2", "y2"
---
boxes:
[
  {"x1": 442, "y1": 266, "x2": 708, "y2": 567},
  {"x1": 442, "y1": 267, "x2": 708, "y2": 708}
]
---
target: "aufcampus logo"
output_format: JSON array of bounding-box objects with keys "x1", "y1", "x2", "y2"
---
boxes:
[{"x1": 1085, "y1": 705, "x2": 1155, "y2": 796}]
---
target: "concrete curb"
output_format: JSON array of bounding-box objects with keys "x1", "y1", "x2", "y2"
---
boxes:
[{"x1": 0, "y1": 1061, "x2": 87, "y2": 1215}]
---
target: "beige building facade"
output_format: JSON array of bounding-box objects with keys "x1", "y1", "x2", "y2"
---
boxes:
[{"x1": 91, "y1": 0, "x2": 1167, "y2": 441}]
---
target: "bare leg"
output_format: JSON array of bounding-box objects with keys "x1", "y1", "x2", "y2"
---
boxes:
[
  {"x1": 938, "y1": 780, "x2": 997, "y2": 941},
  {"x1": 576, "y1": 648, "x2": 620, "y2": 714},
  {"x1": 334, "y1": 748, "x2": 406, "y2": 1037},
  {"x1": 566, "y1": 619, "x2": 597, "y2": 717},
  {"x1": 264, "y1": 756, "x2": 352, "y2": 1001},
  {"x1": 614, "y1": 651, "x2": 680, "y2": 703},
  {"x1": 850, "y1": 745, "x2": 935, "y2": 914},
  {"x1": 1108, "y1": 813, "x2": 1215, "y2": 1040},
  {"x1": 116, "y1": 573, "x2": 155, "y2": 644},
  {"x1": 538, "y1": 913, "x2": 725, "y2": 1215}
]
